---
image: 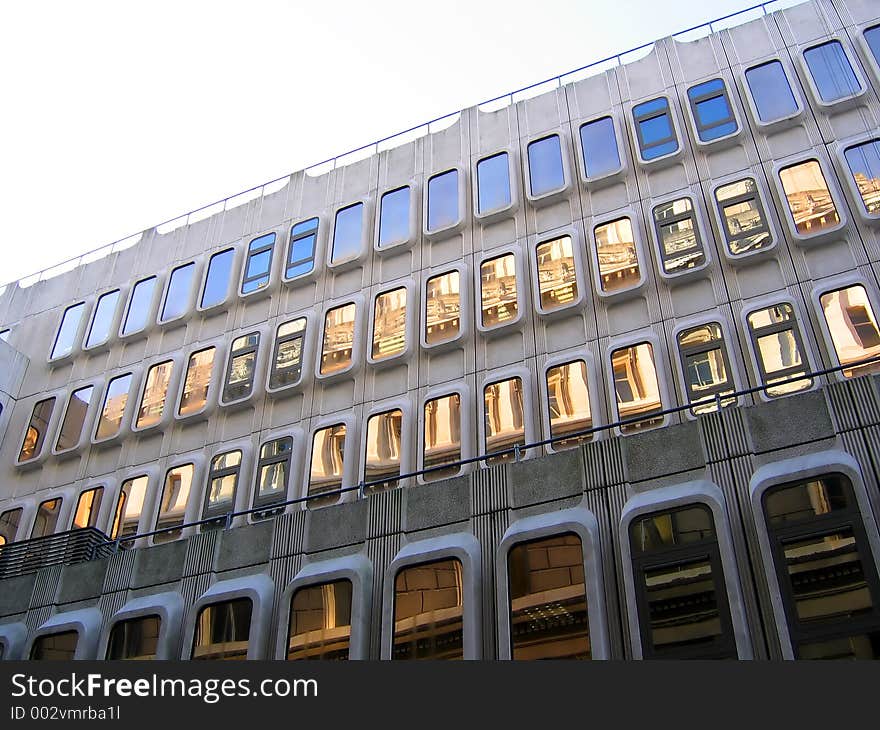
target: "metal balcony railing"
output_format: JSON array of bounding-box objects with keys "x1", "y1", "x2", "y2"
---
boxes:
[{"x1": 0, "y1": 527, "x2": 115, "y2": 580}]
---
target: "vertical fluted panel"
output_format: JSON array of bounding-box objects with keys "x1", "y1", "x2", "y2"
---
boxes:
[
  {"x1": 366, "y1": 533, "x2": 401, "y2": 659},
  {"x1": 100, "y1": 550, "x2": 136, "y2": 594},
  {"x1": 28, "y1": 564, "x2": 62, "y2": 608},
  {"x1": 366, "y1": 488, "x2": 404, "y2": 539}
]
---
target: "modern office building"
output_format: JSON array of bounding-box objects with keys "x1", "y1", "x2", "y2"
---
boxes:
[{"x1": 2, "y1": 0, "x2": 880, "y2": 661}]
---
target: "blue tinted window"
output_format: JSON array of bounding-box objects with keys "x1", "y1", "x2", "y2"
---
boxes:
[
  {"x1": 804, "y1": 41, "x2": 861, "y2": 103},
  {"x1": 378, "y1": 187, "x2": 410, "y2": 246},
  {"x1": 287, "y1": 218, "x2": 318, "y2": 278},
  {"x1": 477, "y1": 153, "x2": 511, "y2": 213},
  {"x1": 745, "y1": 61, "x2": 799, "y2": 123},
  {"x1": 427, "y1": 170, "x2": 459, "y2": 231},
  {"x1": 844, "y1": 140, "x2": 880, "y2": 216},
  {"x1": 332, "y1": 203, "x2": 364, "y2": 262},
  {"x1": 579, "y1": 117, "x2": 621, "y2": 178},
  {"x1": 632, "y1": 98, "x2": 678, "y2": 160},
  {"x1": 161, "y1": 262, "x2": 195, "y2": 322},
  {"x1": 122, "y1": 277, "x2": 156, "y2": 336},
  {"x1": 201, "y1": 248, "x2": 234, "y2": 309},
  {"x1": 241, "y1": 233, "x2": 275, "y2": 294},
  {"x1": 51, "y1": 302, "x2": 85, "y2": 359},
  {"x1": 86, "y1": 289, "x2": 120, "y2": 348},
  {"x1": 688, "y1": 79, "x2": 738, "y2": 142},
  {"x1": 527, "y1": 136, "x2": 565, "y2": 195},
  {"x1": 867, "y1": 26, "x2": 880, "y2": 66}
]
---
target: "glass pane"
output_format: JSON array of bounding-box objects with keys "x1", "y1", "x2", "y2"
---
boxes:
[
  {"x1": 423, "y1": 393, "x2": 461, "y2": 480},
  {"x1": 477, "y1": 153, "x2": 511, "y2": 213},
  {"x1": 287, "y1": 219, "x2": 317, "y2": 278},
  {"x1": 804, "y1": 41, "x2": 861, "y2": 103},
  {"x1": 192, "y1": 599, "x2": 252, "y2": 660},
  {"x1": 201, "y1": 248, "x2": 234, "y2": 308},
  {"x1": 332, "y1": 203, "x2": 363, "y2": 263},
  {"x1": 320, "y1": 303, "x2": 356, "y2": 375},
  {"x1": 546, "y1": 360, "x2": 592, "y2": 448},
  {"x1": 866, "y1": 25, "x2": 880, "y2": 67},
  {"x1": 160, "y1": 262, "x2": 195, "y2": 322},
  {"x1": 688, "y1": 79, "x2": 737, "y2": 141},
  {"x1": 206, "y1": 450, "x2": 241, "y2": 512},
  {"x1": 844, "y1": 140, "x2": 880, "y2": 216},
  {"x1": 820, "y1": 285, "x2": 880, "y2": 377},
  {"x1": 270, "y1": 318, "x2": 306, "y2": 389},
  {"x1": 594, "y1": 218, "x2": 641, "y2": 293},
  {"x1": 107, "y1": 616, "x2": 161, "y2": 660},
  {"x1": 425, "y1": 271, "x2": 461, "y2": 345},
  {"x1": 257, "y1": 438, "x2": 291, "y2": 501},
  {"x1": 365, "y1": 409, "x2": 403, "y2": 489},
  {"x1": 580, "y1": 117, "x2": 620, "y2": 178},
  {"x1": 309, "y1": 425, "x2": 346, "y2": 499},
  {"x1": 32, "y1": 498, "x2": 63, "y2": 538},
  {"x1": 641, "y1": 558, "x2": 726, "y2": 655},
  {"x1": 179, "y1": 347, "x2": 215, "y2": 415},
  {"x1": 611, "y1": 343, "x2": 664, "y2": 432},
  {"x1": 19, "y1": 398, "x2": 55, "y2": 461},
  {"x1": 55, "y1": 385, "x2": 94, "y2": 451},
  {"x1": 51, "y1": 302, "x2": 85, "y2": 359},
  {"x1": 715, "y1": 179, "x2": 771, "y2": 255},
  {"x1": 288, "y1": 580, "x2": 353, "y2": 660},
  {"x1": 86, "y1": 290, "x2": 120, "y2": 348},
  {"x1": 0, "y1": 508, "x2": 22, "y2": 544},
  {"x1": 527, "y1": 136, "x2": 564, "y2": 196},
  {"x1": 764, "y1": 475, "x2": 852, "y2": 527},
  {"x1": 677, "y1": 323, "x2": 734, "y2": 414},
  {"x1": 372, "y1": 287, "x2": 407, "y2": 360},
  {"x1": 480, "y1": 254, "x2": 518, "y2": 327},
  {"x1": 427, "y1": 170, "x2": 459, "y2": 232},
  {"x1": 654, "y1": 198, "x2": 705, "y2": 273},
  {"x1": 72, "y1": 487, "x2": 103, "y2": 529},
  {"x1": 779, "y1": 161, "x2": 840, "y2": 235},
  {"x1": 748, "y1": 304, "x2": 812, "y2": 396},
  {"x1": 508, "y1": 534, "x2": 589, "y2": 660},
  {"x1": 123, "y1": 277, "x2": 156, "y2": 335},
  {"x1": 241, "y1": 233, "x2": 275, "y2": 294},
  {"x1": 393, "y1": 559, "x2": 464, "y2": 660},
  {"x1": 484, "y1": 377, "x2": 525, "y2": 463},
  {"x1": 634, "y1": 98, "x2": 678, "y2": 160},
  {"x1": 113, "y1": 475, "x2": 149, "y2": 540},
  {"x1": 378, "y1": 187, "x2": 411, "y2": 247},
  {"x1": 136, "y1": 360, "x2": 173, "y2": 428},
  {"x1": 96, "y1": 373, "x2": 132, "y2": 440},
  {"x1": 30, "y1": 631, "x2": 79, "y2": 661},
  {"x1": 745, "y1": 60, "x2": 799, "y2": 122},
  {"x1": 630, "y1": 505, "x2": 716, "y2": 553},
  {"x1": 225, "y1": 350, "x2": 256, "y2": 401},
  {"x1": 535, "y1": 236, "x2": 578, "y2": 311},
  {"x1": 155, "y1": 464, "x2": 194, "y2": 542}
]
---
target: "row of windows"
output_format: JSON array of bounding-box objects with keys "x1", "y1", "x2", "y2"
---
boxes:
[{"x1": 16, "y1": 471, "x2": 880, "y2": 660}]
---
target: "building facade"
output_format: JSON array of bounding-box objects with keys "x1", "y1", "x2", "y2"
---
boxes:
[{"x1": 2, "y1": 0, "x2": 880, "y2": 660}]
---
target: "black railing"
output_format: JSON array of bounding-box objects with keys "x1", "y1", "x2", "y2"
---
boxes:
[{"x1": 0, "y1": 527, "x2": 114, "y2": 580}]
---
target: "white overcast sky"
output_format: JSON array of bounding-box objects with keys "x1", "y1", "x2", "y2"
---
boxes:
[{"x1": 0, "y1": 0, "x2": 778, "y2": 286}]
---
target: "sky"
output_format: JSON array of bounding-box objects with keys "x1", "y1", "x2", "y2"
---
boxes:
[{"x1": 0, "y1": 0, "x2": 787, "y2": 287}]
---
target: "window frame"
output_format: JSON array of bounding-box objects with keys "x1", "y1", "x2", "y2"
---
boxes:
[
  {"x1": 649, "y1": 194, "x2": 711, "y2": 281},
  {"x1": 524, "y1": 133, "x2": 570, "y2": 204},
  {"x1": 798, "y1": 37, "x2": 866, "y2": 110},
  {"x1": 685, "y1": 77, "x2": 740, "y2": 146},
  {"x1": 375, "y1": 185, "x2": 417, "y2": 252},
  {"x1": 91, "y1": 369, "x2": 136, "y2": 446},
  {"x1": 28, "y1": 608, "x2": 102, "y2": 661},
  {"x1": 49, "y1": 301, "x2": 87, "y2": 363},
  {"x1": 539, "y1": 351, "x2": 599, "y2": 453},
  {"x1": 418, "y1": 383, "x2": 473, "y2": 485},
  {"x1": 152, "y1": 459, "x2": 200, "y2": 544},
  {"x1": 70, "y1": 485, "x2": 105, "y2": 530},
  {"x1": 158, "y1": 260, "x2": 197, "y2": 325},
  {"x1": 673, "y1": 318, "x2": 739, "y2": 417},
  {"x1": 773, "y1": 154, "x2": 847, "y2": 243},
  {"x1": 630, "y1": 95, "x2": 681, "y2": 166},
  {"x1": 835, "y1": 133, "x2": 880, "y2": 224},
  {"x1": 266, "y1": 314, "x2": 311, "y2": 395},
  {"x1": 475, "y1": 246, "x2": 526, "y2": 336},
  {"x1": 577, "y1": 113, "x2": 626, "y2": 186},
  {"x1": 252, "y1": 434, "x2": 296, "y2": 514},
  {"x1": 329, "y1": 200, "x2": 369, "y2": 270},
  {"x1": 110, "y1": 470, "x2": 156, "y2": 544},
  {"x1": 709, "y1": 175, "x2": 778, "y2": 262},
  {"x1": 306, "y1": 416, "x2": 355, "y2": 509},
  {"x1": 588, "y1": 210, "x2": 647, "y2": 300},
  {"x1": 284, "y1": 217, "x2": 321, "y2": 282},
  {"x1": 479, "y1": 366, "x2": 535, "y2": 464},
  {"x1": 119, "y1": 275, "x2": 160, "y2": 341},
  {"x1": 83, "y1": 288, "x2": 122, "y2": 352},
  {"x1": 421, "y1": 263, "x2": 470, "y2": 352},
  {"x1": 606, "y1": 332, "x2": 671, "y2": 435},
  {"x1": 360, "y1": 399, "x2": 412, "y2": 492},
  {"x1": 202, "y1": 446, "x2": 246, "y2": 524},
  {"x1": 52, "y1": 381, "x2": 98, "y2": 456},
  {"x1": 423, "y1": 167, "x2": 466, "y2": 239},
  {"x1": 529, "y1": 228, "x2": 586, "y2": 318},
  {"x1": 100, "y1": 592, "x2": 185, "y2": 661},
  {"x1": 173, "y1": 343, "x2": 219, "y2": 421},
  {"x1": 197, "y1": 247, "x2": 237, "y2": 313},
  {"x1": 473, "y1": 150, "x2": 518, "y2": 223},
  {"x1": 30, "y1": 496, "x2": 65, "y2": 539},
  {"x1": 314, "y1": 296, "x2": 364, "y2": 383},
  {"x1": 132, "y1": 357, "x2": 178, "y2": 433},
  {"x1": 220, "y1": 329, "x2": 263, "y2": 406},
  {"x1": 741, "y1": 57, "x2": 804, "y2": 129},
  {"x1": 367, "y1": 280, "x2": 415, "y2": 367},
  {"x1": 16, "y1": 395, "x2": 58, "y2": 467},
  {"x1": 239, "y1": 231, "x2": 277, "y2": 297}
]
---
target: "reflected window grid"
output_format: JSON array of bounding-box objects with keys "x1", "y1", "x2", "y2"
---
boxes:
[
  {"x1": 364, "y1": 408, "x2": 403, "y2": 491},
  {"x1": 286, "y1": 218, "x2": 318, "y2": 279},
  {"x1": 425, "y1": 271, "x2": 461, "y2": 345},
  {"x1": 611, "y1": 343, "x2": 664, "y2": 432},
  {"x1": 652, "y1": 198, "x2": 706, "y2": 274},
  {"x1": 224, "y1": 333, "x2": 259, "y2": 401},
  {"x1": 287, "y1": 580, "x2": 353, "y2": 660},
  {"x1": 270, "y1": 318, "x2": 307, "y2": 389},
  {"x1": 107, "y1": 615, "x2": 161, "y2": 660},
  {"x1": 254, "y1": 437, "x2": 292, "y2": 511},
  {"x1": 203, "y1": 450, "x2": 242, "y2": 522},
  {"x1": 320, "y1": 303, "x2": 356, "y2": 375},
  {"x1": 714, "y1": 178, "x2": 772, "y2": 255},
  {"x1": 594, "y1": 218, "x2": 641, "y2": 293},
  {"x1": 241, "y1": 233, "x2": 276, "y2": 295},
  {"x1": 747, "y1": 304, "x2": 813, "y2": 397},
  {"x1": 480, "y1": 254, "x2": 518, "y2": 328},
  {"x1": 95, "y1": 373, "x2": 132, "y2": 440},
  {"x1": 676, "y1": 323, "x2": 735, "y2": 415},
  {"x1": 179, "y1": 347, "x2": 215, "y2": 416},
  {"x1": 136, "y1": 360, "x2": 173, "y2": 428},
  {"x1": 309, "y1": 425, "x2": 346, "y2": 505},
  {"x1": 192, "y1": 599, "x2": 252, "y2": 660},
  {"x1": 30, "y1": 631, "x2": 79, "y2": 661},
  {"x1": 535, "y1": 236, "x2": 578, "y2": 312},
  {"x1": 779, "y1": 160, "x2": 840, "y2": 236},
  {"x1": 372, "y1": 288, "x2": 407, "y2": 361}
]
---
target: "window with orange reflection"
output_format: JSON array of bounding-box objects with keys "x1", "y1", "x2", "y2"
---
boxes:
[
  {"x1": 779, "y1": 160, "x2": 840, "y2": 235},
  {"x1": 594, "y1": 218, "x2": 641, "y2": 293},
  {"x1": 483, "y1": 377, "x2": 525, "y2": 463},
  {"x1": 320, "y1": 304, "x2": 356, "y2": 375},
  {"x1": 480, "y1": 254, "x2": 518, "y2": 327},
  {"x1": 611, "y1": 343, "x2": 664, "y2": 432},
  {"x1": 820, "y1": 285, "x2": 880, "y2": 377},
  {"x1": 535, "y1": 236, "x2": 578, "y2": 311}
]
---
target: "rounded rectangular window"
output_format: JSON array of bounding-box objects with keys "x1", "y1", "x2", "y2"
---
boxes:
[
  {"x1": 72, "y1": 487, "x2": 103, "y2": 530},
  {"x1": 632, "y1": 98, "x2": 678, "y2": 160},
  {"x1": 179, "y1": 347, "x2": 215, "y2": 416},
  {"x1": 535, "y1": 235, "x2": 578, "y2": 312},
  {"x1": 425, "y1": 271, "x2": 461, "y2": 345},
  {"x1": 714, "y1": 179, "x2": 772, "y2": 255},
  {"x1": 309, "y1": 424, "x2": 346, "y2": 503},
  {"x1": 255, "y1": 437, "x2": 292, "y2": 510},
  {"x1": 593, "y1": 218, "x2": 641, "y2": 293},
  {"x1": 372, "y1": 288, "x2": 407, "y2": 361},
  {"x1": 320, "y1": 303, "x2": 356, "y2": 376},
  {"x1": 677, "y1": 323, "x2": 735, "y2": 414},
  {"x1": 107, "y1": 615, "x2": 161, "y2": 660},
  {"x1": 51, "y1": 302, "x2": 85, "y2": 359},
  {"x1": 843, "y1": 140, "x2": 880, "y2": 217},
  {"x1": 287, "y1": 579, "x2": 353, "y2": 660},
  {"x1": 747, "y1": 304, "x2": 813, "y2": 396},
  {"x1": 111, "y1": 475, "x2": 149, "y2": 541},
  {"x1": 508, "y1": 534, "x2": 590, "y2": 659},
  {"x1": 192, "y1": 598, "x2": 252, "y2": 660},
  {"x1": 224, "y1": 333, "x2": 259, "y2": 401},
  {"x1": 287, "y1": 218, "x2": 318, "y2": 279},
  {"x1": 0, "y1": 508, "x2": 22, "y2": 545},
  {"x1": 378, "y1": 187, "x2": 410, "y2": 247},
  {"x1": 546, "y1": 360, "x2": 592, "y2": 448},
  {"x1": 393, "y1": 558, "x2": 463, "y2": 660},
  {"x1": 31, "y1": 498, "x2": 63, "y2": 539},
  {"x1": 241, "y1": 233, "x2": 275, "y2": 294},
  {"x1": 19, "y1": 397, "x2": 55, "y2": 462},
  {"x1": 480, "y1": 254, "x2": 518, "y2": 328},
  {"x1": 203, "y1": 450, "x2": 241, "y2": 522},
  {"x1": 136, "y1": 360, "x2": 173, "y2": 428},
  {"x1": 687, "y1": 78, "x2": 737, "y2": 142},
  {"x1": 365, "y1": 408, "x2": 403, "y2": 491},
  {"x1": 95, "y1": 373, "x2": 132, "y2": 440},
  {"x1": 270, "y1": 318, "x2": 306, "y2": 389},
  {"x1": 779, "y1": 160, "x2": 840, "y2": 236},
  {"x1": 30, "y1": 631, "x2": 78, "y2": 661},
  {"x1": 527, "y1": 135, "x2": 564, "y2": 196},
  {"x1": 803, "y1": 40, "x2": 862, "y2": 103},
  {"x1": 580, "y1": 116, "x2": 621, "y2": 179},
  {"x1": 331, "y1": 203, "x2": 364, "y2": 263},
  {"x1": 122, "y1": 277, "x2": 156, "y2": 336},
  {"x1": 155, "y1": 463, "x2": 194, "y2": 542},
  {"x1": 427, "y1": 170, "x2": 459, "y2": 232},
  {"x1": 820, "y1": 285, "x2": 880, "y2": 378},
  {"x1": 611, "y1": 343, "x2": 664, "y2": 432},
  {"x1": 160, "y1": 262, "x2": 195, "y2": 323},
  {"x1": 85, "y1": 289, "x2": 120, "y2": 348},
  {"x1": 745, "y1": 60, "x2": 799, "y2": 123},
  {"x1": 55, "y1": 385, "x2": 94, "y2": 451},
  {"x1": 476, "y1": 152, "x2": 511, "y2": 214},
  {"x1": 652, "y1": 198, "x2": 706, "y2": 274},
  {"x1": 484, "y1": 376, "x2": 525, "y2": 463},
  {"x1": 423, "y1": 393, "x2": 461, "y2": 480},
  {"x1": 201, "y1": 248, "x2": 235, "y2": 309}
]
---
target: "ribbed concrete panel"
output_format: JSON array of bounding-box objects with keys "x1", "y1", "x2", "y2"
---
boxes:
[
  {"x1": 471, "y1": 465, "x2": 508, "y2": 516},
  {"x1": 583, "y1": 438, "x2": 626, "y2": 492},
  {"x1": 827, "y1": 379, "x2": 861, "y2": 431},
  {"x1": 366, "y1": 488, "x2": 404, "y2": 539},
  {"x1": 26, "y1": 605, "x2": 53, "y2": 632},
  {"x1": 270, "y1": 511, "x2": 306, "y2": 560},
  {"x1": 848, "y1": 426, "x2": 880, "y2": 526},
  {"x1": 366, "y1": 534, "x2": 401, "y2": 659},
  {"x1": 101, "y1": 550, "x2": 136, "y2": 594},
  {"x1": 97, "y1": 591, "x2": 127, "y2": 634},
  {"x1": 183, "y1": 530, "x2": 219, "y2": 578},
  {"x1": 268, "y1": 554, "x2": 302, "y2": 641},
  {"x1": 699, "y1": 408, "x2": 751, "y2": 462},
  {"x1": 180, "y1": 573, "x2": 213, "y2": 610},
  {"x1": 474, "y1": 510, "x2": 509, "y2": 660},
  {"x1": 28, "y1": 565, "x2": 61, "y2": 608},
  {"x1": 849, "y1": 376, "x2": 880, "y2": 428}
]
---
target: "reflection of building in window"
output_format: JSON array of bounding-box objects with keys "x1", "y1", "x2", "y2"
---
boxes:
[
  {"x1": 255, "y1": 438, "x2": 291, "y2": 512},
  {"x1": 0, "y1": 508, "x2": 23, "y2": 545},
  {"x1": 480, "y1": 255, "x2": 518, "y2": 327},
  {"x1": 546, "y1": 360, "x2": 592, "y2": 448},
  {"x1": 204, "y1": 450, "x2": 241, "y2": 520},
  {"x1": 507, "y1": 534, "x2": 590, "y2": 659},
  {"x1": 320, "y1": 304, "x2": 356, "y2": 375},
  {"x1": 652, "y1": 198, "x2": 705, "y2": 274},
  {"x1": 364, "y1": 409, "x2": 402, "y2": 490},
  {"x1": 425, "y1": 271, "x2": 460, "y2": 345},
  {"x1": 192, "y1": 599, "x2": 252, "y2": 660},
  {"x1": 287, "y1": 580, "x2": 353, "y2": 660},
  {"x1": 483, "y1": 377, "x2": 525, "y2": 462},
  {"x1": 107, "y1": 616, "x2": 161, "y2": 660},
  {"x1": 270, "y1": 318, "x2": 306, "y2": 388},
  {"x1": 56, "y1": 385, "x2": 94, "y2": 451},
  {"x1": 32, "y1": 498, "x2": 63, "y2": 538},
  {"x1": 844, "y1": 140, "x2": 880, "y2": 215},
  {"x1": 72, "y1": 487, "x2": 103, "y2": 529},
  {"x1": 19, "y1": 398, "x2": 55, "y2": 461},
  {"x1": 179, "y1": 348, "x2": 215, "y2": 416},
  {"x1": 30, "y1": 631, "x2": 79, "y2": 661},
  {"x1": 112, "y1": 475, "x2": 149, "y2": 540},
  {"x1": 137, "y1": 361, "x2": 173, "y2": 428},
  {"x1": 594, "y1": 218, "x2": 641, "y2": 292},
  {"x1": 309, "y1": 425, "x2": 346, "y2": 503},
  {"x1": 677, "y1": 324, "x2": 735, "y2": 414},
  {"x1": 820, "y1": 285, "x2": 880, "y2": 377},
  {"x1": 224, "y1": 333, "x2": 259, "y2": 401},
  {"x1": 714, "y1": 179, "x2": 772, "y2": 255},
  {"x1": 393, "y1": 559, "x2": 464, "y2": 660},
  {"x1": 423, "y1": 393, "x2": 461, "y2": 480},
  {"x1": 372, "y1": 288, "x2": 407, "y2": 360},
  {"x1": 779, "y1": 161, "x2": 840, "y2": 235},
  {"x1": 155, "y1": 464, "x2": 194, "y2": 542},
  {"x1": 747, "y1": 304, "x2": 812, "y2": 396},
  {"x1": 536, "y1": 236, "x2": 578, "y2": 311},
  {"x1": 611, "y1": 343, "x2": 663, "y2": 432},
  {"x1": 95, "y1": 374, "x2": 132, "y2": 440}
]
